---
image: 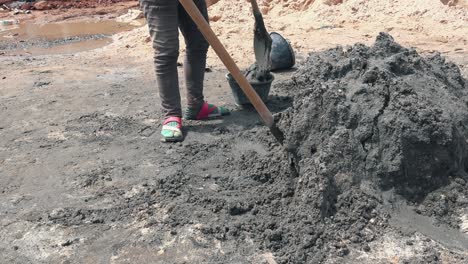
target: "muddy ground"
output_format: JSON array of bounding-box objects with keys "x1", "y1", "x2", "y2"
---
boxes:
[{"x1": 1, "y1": 1, "x2": 468, "y2": 264}]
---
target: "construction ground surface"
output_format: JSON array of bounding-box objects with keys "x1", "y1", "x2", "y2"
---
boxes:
[{"x1": 1, "y1": 0, "x2": 468, "y2": 263}]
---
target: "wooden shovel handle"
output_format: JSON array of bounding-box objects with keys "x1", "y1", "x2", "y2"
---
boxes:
[
  {"x1": 179, "y1": 0, "x2": 274, "y2": 128},
  {"x1": 250, "y1": 0, "x2": 262, "y2": 17}
]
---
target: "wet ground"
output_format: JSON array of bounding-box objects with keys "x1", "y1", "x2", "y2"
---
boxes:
[
  {"x1": 0, "y1": 20, "x2": 138, "y2": 55},
  {"x1": 0, "y1": 50, "x2": 293, "y2": 264}
]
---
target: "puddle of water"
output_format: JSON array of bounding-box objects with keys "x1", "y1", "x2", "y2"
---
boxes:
[
  {"x1": 0, "y1": 20, "x2": 137, "y2": 40},
  {"x1": 0, "y1": 20, "x2": 140, "y2": 55}
]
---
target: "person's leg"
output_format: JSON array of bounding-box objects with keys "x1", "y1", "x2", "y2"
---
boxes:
[
  {"x1": 178, "y1": 0, "x2": 230, "y2": 120},
  {"x1": 140, "y1": 0, "x2": 183, "y2": 142},
  {"x1": 140, "y1": 0, "x2": 181, "y2": 118},
  {"x1": 178, "y1": 0, "x2": 208, "y2": 111}
]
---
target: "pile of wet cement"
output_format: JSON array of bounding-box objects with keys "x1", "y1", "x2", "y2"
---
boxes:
[
  {"x1": 267, "y1": 34, "x2": 468, "y2": 262},
  {"x1": 278, "y1": 32, "x2": 468, "y2": 201},
  {"x1": 272, "y1": 32, "x2": 468, "y2": 261},
  {"x1": 144, "y1": 33, "x2": 468, "y2": 263}
]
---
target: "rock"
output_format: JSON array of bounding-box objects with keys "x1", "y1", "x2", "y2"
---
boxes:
[
  {"x1": 33, "y1": 0, "x2": 52, "y2": 11},
  {"x1": 337, "y1": 246, "x2": 350, "y2": 256},
  {"x1": 206, "y1": 0, "x2": 220, "y2": 7},
  {"x1": 454, "y1": 177, "x2": 466, "y2": 186},
  {"x1": 60, "y1": 240, "x2": 73, "y2": 247},
  {"x1": 49, "y1": 208, "x2": 66, "y2": 220},
  {"x1": 323, "y1": 0, "x2": 344, "y2": 6},
  {"x1": 116, "y1": 9, "x2": 144, "y2": 25},
  {"x1": 20, "y1": 3, "x2": 32, "y2": 10},
  {"x1": 363, "y1": 244, "x2": 371, "y2": 252}
]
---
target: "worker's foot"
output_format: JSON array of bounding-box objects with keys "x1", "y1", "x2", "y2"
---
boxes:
[
  {"x1": 161, "y1": 116, "x2": 183, "y2": 142},
  {"x1": 185, "y1": 102, "x2": 230, "y2": 120}
]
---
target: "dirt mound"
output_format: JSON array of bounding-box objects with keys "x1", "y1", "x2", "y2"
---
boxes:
[
  {"x1": 207, "y1": 0, "x2": 467, "y2": 27},
  {"x1": 278, "y1": 32, "x2": 468, "y2": 201},
  {"x1": 244, "y1": 32, "x2": 468, "y2": 262},
  {"x1": 207, "y1": 0, "x2": 318, "y2": 10},
  {"x1": 207, "y1": 0, "x2": 344, "y2": 11}
]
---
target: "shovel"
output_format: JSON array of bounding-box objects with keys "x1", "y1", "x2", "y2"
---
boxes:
[
  {"x1": 179, "y1": 0, "x2": 284, "y2": 144},
  {"x1": 250, "y1": 0, "x2": 272, "y2": 80}
]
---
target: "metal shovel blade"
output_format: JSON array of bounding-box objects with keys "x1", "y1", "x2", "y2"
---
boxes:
[{"x1": 251, "y1": 0, "x2": 272, "y2": 80}]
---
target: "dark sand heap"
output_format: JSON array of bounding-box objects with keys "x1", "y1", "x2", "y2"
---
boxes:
[
  {"x1": 279, "y1": 32, "x2": 468, "y2": 201},
  {"x1": 137, "y1": 33, "x2": 468, "y2": 263},
  {"x1": 255, "y1": 32, "x2": 468, "y2": 262}
]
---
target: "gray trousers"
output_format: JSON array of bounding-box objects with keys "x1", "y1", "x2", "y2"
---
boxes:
[{"x1": 139, "y1": 0, "x2": 209, "y2": 117}]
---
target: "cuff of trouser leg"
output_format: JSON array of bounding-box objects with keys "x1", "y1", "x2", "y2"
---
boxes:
[
  {"x1": 163, "y1": 111, "x2": 183, "y2": 118},
  {"x1": 187, "y1": 100, "x2": 204, "y2": 112}
]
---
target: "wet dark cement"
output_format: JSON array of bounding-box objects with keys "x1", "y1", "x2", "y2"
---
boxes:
[
  {"x1": 272, "y1": 33, "x2": 468, "y2": 263},
  {"x1": 390, "y1": 202, "x2": 468, "y2": 252}
]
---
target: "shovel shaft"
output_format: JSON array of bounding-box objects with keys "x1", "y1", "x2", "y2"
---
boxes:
[
  {"x1": 250, "y1": 0, "x2": 261, "y2": 16},
  {"x1": 179, "y1": 0, "x2": 275, "y2": 128}
]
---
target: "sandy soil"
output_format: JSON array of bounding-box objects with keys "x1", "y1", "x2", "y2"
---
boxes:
[
  {"x1": 0, "y1": 1, "x2": 138, "y2": 22},
  {"x1": 0, "y1": 0, "x2": 467, "y2": 263}
]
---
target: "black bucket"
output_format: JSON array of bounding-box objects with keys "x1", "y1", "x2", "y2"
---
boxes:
[
  {"x1": 227, "y1": 73, "x2": 274, "y2": 106},
  {"x1": 270, "y1": 32, "x2": 295, "y2": 71}
]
